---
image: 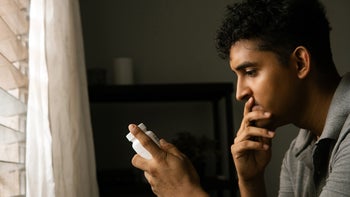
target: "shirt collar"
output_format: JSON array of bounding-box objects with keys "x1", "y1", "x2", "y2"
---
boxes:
[
  {"x1": 293, "y1": 72, "x2": 350, "y2": 156},
  {"x1": 319, "y1": 72, "x2": 350, "y2": 141}
]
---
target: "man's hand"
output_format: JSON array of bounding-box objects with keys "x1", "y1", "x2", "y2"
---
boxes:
[
  {"x1": 129, "y1": 124, "x2": 209, "y2": 197},
  {"x1": 231, "y1": 97, "x2": 275, "y2": 196}
]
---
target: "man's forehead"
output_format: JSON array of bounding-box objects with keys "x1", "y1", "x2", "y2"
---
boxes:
[{"x1": 229, "y1": 40, "x2": 261, "y2": 58}]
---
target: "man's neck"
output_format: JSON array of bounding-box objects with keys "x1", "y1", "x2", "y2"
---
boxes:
[{"x1": 296, "y1": 75, "x2": 341, "y2": 137}]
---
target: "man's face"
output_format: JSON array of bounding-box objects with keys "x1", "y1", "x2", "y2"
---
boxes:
[{"x1": 230, "y1": 40, "x2": 302, "y2": 130}]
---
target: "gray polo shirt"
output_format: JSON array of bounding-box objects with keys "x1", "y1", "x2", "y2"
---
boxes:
[{"x1": 279, "y1": 73, "x2": 350, "y2": 197}]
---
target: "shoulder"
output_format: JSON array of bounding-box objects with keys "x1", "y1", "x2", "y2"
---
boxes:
[
  {"x1": 331, "y1": 113, "x2": 350, "y2": 159},
  {"x1": 322, "y1": 114, "x2": 350, "y2": 195}
]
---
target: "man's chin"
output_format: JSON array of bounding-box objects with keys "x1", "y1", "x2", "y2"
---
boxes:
[{"x1": 254, "y1": 119, "x2": 277, "y2": 130}]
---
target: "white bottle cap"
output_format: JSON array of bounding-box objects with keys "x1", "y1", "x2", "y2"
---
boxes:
[
  {"x1": 126, "y1": 132, "x2": 135, "y2": 142},
  {"x1": 138, "y1": 123, "x2": 147, "y2": 131},
  {"x1": 126, "y1": 123, "x2": 147, "y2": 142}
]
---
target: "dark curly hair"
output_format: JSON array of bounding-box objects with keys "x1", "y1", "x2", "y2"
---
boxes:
[{"x1": 216, "y1": 0, "x2": 335, "y2": 72}]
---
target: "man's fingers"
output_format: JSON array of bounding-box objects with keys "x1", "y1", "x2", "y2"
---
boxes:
[
  {"x1": 132, "y1": 154, "x2": 149, "y2": 171},
  {"x1": 235, "y1": 127, "x2": 275, "y2": 143},
  {"x1": 144, "y1": 171, "x2": 153, "y2": 183},
  {"x1": 231, "y1": 140, "x2": 270, "y2": 159},
  {"x1": 243, "y1": 97, "x2": 254, "y2": 116},
  {"x1": 159, "y1": 139, "x2": 183, "y2": 158},
  {"x1": 129, "y1": 124, "x2": 162, "y2": 159},
  {"x1": 240, "y1": 110, "x2": 271, "y2": 128}
]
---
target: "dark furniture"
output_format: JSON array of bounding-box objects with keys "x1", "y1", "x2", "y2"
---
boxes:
[{"x1": 88, "y1": 83, "x2": 237, "y2": 197}]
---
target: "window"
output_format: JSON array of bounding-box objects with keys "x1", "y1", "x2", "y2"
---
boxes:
[{"x1": 0, "y1": 0, "x2": 30, "y2": 196}]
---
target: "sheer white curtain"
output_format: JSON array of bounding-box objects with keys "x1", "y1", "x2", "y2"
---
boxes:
[{"x1": 26, "y1": 0, "x2": 99, "y2": 196}]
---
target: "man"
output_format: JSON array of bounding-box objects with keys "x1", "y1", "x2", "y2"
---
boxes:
[{"x1": 129, "y1": 0, "x2": 350, "y2": 196}]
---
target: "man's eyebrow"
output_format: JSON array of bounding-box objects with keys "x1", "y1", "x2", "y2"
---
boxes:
[{"x1": 234, "y1": 62, "x2": 256, "y2": 72}]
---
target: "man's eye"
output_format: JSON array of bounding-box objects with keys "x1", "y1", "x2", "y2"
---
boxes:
[{"x1": 245, "y1": 69, "x2": 257, "y2": 76}]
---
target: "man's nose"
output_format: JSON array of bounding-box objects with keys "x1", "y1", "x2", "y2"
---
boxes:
[{"x1": 236, "y1": 82, "x2": 252, "y2": 101}]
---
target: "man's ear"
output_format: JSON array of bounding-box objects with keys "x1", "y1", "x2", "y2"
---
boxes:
[{"x1": 292, "y1": 46, "x2": 311, "y2": 79}]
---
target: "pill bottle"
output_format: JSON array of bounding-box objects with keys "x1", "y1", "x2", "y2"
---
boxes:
[{"x1": 126, "y1": 123, "x2": 160, "y2": 160}]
